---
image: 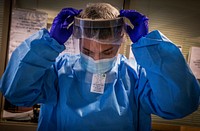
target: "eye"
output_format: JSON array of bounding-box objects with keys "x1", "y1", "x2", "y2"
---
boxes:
[
  {"x1": 82, "y1": 50, "x2": 90, "y2": 55},
  {"x1": 82, "y1": 48, "x2": 94, "y2": 57}
]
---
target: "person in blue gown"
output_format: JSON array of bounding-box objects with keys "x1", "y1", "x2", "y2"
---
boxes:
[{"x1": 0, "y1": 3, "x2": 200, "y2": 131}]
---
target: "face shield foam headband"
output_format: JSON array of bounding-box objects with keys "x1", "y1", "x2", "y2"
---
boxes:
[{"x1": 73, "y1": 17, "x2": 125, "y2": 45}]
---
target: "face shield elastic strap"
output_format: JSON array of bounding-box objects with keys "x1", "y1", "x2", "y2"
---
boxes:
[{"x1": 73, "y1": 17, "x2": 125, "y2": 45}]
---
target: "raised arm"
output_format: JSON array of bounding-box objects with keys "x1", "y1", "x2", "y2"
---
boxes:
[
  {"x1": 132, "y1": 30, "x2": 200, "y2": 119},
  {"x1": 120, "y1": 9, "x2": 200, "y2": 119},
  {"x1": 0, "y1": 29, "x2": 63, "y2": 106},
  {"x1": 0, "y1": 8, "x2": 81, "y2": 107}
]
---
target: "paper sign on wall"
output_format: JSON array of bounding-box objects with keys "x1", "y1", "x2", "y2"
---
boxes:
[
  {"x1": 189, "y1": 46, "x2": 200, "y2": 79},
  {"x1": 8, "y1": 8, "x2": 48, "y2": 59}
]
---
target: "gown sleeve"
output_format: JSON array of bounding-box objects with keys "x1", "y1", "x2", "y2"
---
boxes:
[
  {"x1": 132, "y1": 30, "x2": 200, "y2": 119},
  {"x1": 0, "y1": 28, "x2": 65, "y2": 107}
]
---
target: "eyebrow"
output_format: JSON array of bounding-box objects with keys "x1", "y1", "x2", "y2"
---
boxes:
[
  {"x1": 102, "y1": 47, "x2": 114, "y2": 53},
  {"x1": 83, "y1": 47, "x2": 94, "y2": 54},
  {"x1": 82, "y1": 47, "x2": 114, "y2": 54}
]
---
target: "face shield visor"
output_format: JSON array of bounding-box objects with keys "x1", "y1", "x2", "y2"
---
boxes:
[
  {"x1": 73, "y1": 17, "x2": 125, "y2": 74},
  {"x1": 73, "y1": 17, "x2": 125, "y2": 45}
]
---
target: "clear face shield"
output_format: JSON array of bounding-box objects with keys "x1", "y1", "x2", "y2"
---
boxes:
[{"x1": 73, "y1": 17, "x2": 125, "y2": 74}]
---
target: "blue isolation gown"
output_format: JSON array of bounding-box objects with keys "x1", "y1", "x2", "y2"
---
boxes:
[{"x1": 0, "y1": 29, "x2": 200, "y2": 131}]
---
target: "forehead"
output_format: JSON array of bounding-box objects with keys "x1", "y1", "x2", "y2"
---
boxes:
[{"x1": 80, "y1": 38, "x2": 117, "y2": 49}]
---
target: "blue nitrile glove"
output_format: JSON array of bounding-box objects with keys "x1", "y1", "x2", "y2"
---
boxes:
[
  {"x1": 50, "y1": 8, "x2": 82, "y2": 45},
  {"x1": 120, "y1": 10, "x2": 149, "y2": 43}
]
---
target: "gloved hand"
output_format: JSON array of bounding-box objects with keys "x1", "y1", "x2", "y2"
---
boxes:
[
  {"x1": 120, "y1": 10, "x2": 149, "y2": 43},
  {"x1": 50, "y1": 8, "x2": 82, "y2": 45}
]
